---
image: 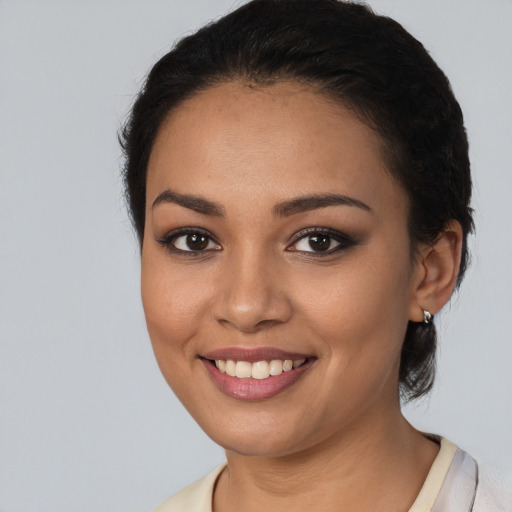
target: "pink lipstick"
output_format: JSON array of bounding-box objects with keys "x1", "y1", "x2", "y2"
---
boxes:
[{"x1": 200, "y1": 347, "x2": 316, "y2": 401}]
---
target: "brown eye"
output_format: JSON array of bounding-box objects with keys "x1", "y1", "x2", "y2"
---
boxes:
[
  {"x1": 308, "y1": 234, "x2": 332, "y2": 252},
  {"x1": 185, "y1": 233, "x2": 209, "y2": 251},
  {"x1": 292, "y1": 232, "x2": 341, "y2": 253},
  {"x1": 158, "y1": 229, "x2": 221, "y2": 253},
  {"x1": 287, "y1": 227, "x2": 358, "y2": 255}
]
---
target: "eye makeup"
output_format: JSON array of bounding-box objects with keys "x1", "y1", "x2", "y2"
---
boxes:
[{"x1": 155, "y1": 224, "x2": 361, "y2": 259}]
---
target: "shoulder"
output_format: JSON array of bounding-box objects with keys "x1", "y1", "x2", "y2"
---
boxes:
[
  {"x1": 153, "y1": 464, "x2": 226, "y2": 512},
  {"x1": 412, "y1": 436, "x2": 511, "y2": 512},
  {"x1": 474, "y1": 464, "x2": 512, "y2": 512}
]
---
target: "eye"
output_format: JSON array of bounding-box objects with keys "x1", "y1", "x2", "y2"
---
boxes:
[
  {"x1": 157, "y1": 228, "x2": 221, "y2": 254},
  {"x1": 294, "y1": 233, "x2": 340, "y2": 252},
  {"x1": 288, "y1": 228, "x2": 357, "y2": 254},
  {"x1": 173, "y1": 233, "x2": 219, "y2": 252}
]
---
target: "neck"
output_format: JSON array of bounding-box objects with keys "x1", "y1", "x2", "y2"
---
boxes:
[{"x1": 213, "y1": 408, "x2": 439, "y2": 512}]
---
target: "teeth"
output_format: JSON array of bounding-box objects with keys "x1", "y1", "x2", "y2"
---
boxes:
[
  {"x1": 269, "y1": 359, "x2": 283, "y2": 376},
  {"x1": 214, "y1": 358, "x2": 307, "y2": 379},
  {"x1": 251, "y1": 361, "x2": 269, "y2": 379},
  {"x1": 235, "y1": 361, "x2": 252, "y2": 378},
  {"x1": 225, "y1": 359, "x2": 236, "y2": 377}
]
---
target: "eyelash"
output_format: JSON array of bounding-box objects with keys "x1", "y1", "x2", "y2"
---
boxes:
[
  {"x1": 156, "y1": 226, "x2": 358, "y2": 257},
  {"x1": 287, "y1": 227, "x2": 358, "y2": 256},
  {"x1": 156, "y1": 227, "x2": 221, "y2": 256}
]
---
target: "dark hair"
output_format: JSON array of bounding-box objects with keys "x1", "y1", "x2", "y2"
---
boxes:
[{"x1": 120, "y1": 0, "x2": 474, "y2": 401}]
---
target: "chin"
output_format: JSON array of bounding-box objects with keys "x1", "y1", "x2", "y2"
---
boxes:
[
  {"x1": 194, "y1": 408, "x2": 323, "y2": 459},
  {"x1": 211, "y1": 431, "x2": 303, "y2": 458}
]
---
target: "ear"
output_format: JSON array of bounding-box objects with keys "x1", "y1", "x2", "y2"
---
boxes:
[{"x1": 408, "y1": 220, "x2": 464, "y2": 322}]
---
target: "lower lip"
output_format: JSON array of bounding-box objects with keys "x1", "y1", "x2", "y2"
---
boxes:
[{"x1": 202, "y1": 359, "x2": 315, "y2": 401}]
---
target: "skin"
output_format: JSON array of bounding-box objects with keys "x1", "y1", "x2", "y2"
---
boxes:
[{"x1": 141, "y1": 82, "x2": 462, "y2": 511}]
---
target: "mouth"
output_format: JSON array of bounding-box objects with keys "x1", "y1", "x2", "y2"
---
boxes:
[
  {"x1": 199, "y1": 347, "x2": 316, "y2": 400},
  {"x1": 205, "y1": 357, "x2": 310, "y2": 379}
]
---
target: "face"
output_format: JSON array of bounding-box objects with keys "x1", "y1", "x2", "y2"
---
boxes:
[{"x1": 141, "y1": 82, "x2": 421, "y2": 457}]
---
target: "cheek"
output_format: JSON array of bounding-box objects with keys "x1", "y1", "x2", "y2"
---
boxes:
[
  {"x1": 140, "y1": 254, "x2": 216, "y2": 405},
  {"x1": 292, "y1": 259, "x2": 411, "y2": 421},
  {"x1": 293, "y1": 248, "x2": 412, "y2": 365},
  {"x1": 140, "y1": 251, "x2": 209, "y2": 360}
]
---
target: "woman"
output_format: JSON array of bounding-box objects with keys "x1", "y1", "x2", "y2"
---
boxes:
[{"x1": 120, "y1": 0, "x2": 509, "y2": 510}]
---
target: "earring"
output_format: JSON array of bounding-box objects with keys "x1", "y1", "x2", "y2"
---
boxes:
[{"x1": 423, "y1": 310, "x2": 433, "y2": 324}]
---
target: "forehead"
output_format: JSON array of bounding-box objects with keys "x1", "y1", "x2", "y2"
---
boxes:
[{"x1": 146, "y1": 81, "x2": 405, "y2": 216}]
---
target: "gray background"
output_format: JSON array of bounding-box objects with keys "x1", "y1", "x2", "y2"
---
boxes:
[{"x1": 1, "y1": 0, "x2": 511, "y2": 510}]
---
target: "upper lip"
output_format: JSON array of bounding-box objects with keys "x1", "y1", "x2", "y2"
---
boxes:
[{"x1": 201, "y1": 346, "x2": 313, "y2": 363}]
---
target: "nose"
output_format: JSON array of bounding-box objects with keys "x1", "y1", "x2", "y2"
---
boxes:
[{"x1": 212, "y1": 250, "x2": 293, "y2": 333}]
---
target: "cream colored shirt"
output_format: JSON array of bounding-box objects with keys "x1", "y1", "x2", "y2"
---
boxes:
[{"x1": 154, "y1": 438, "x2": 509, "y2": 512}]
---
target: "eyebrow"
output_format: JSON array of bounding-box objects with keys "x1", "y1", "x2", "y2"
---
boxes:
[
  {"x1": 273, "y1": 193, "x2": 371, "y2": 217},
  {"x1": 152, "y1": 189, "x2": 225, "y2": 217},
  {"x1": 152, "y1": 189, "x2": 371, "y2": 218}
]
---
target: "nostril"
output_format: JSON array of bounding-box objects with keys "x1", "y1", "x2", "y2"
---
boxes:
[{"x1": 212, "y1": 275, "x2": 293, "y2": 332}]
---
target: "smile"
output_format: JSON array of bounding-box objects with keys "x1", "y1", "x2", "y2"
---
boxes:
[
  {"x1": 214, "y1": 358, "x2": 306, "y2": 379},
  {"x1": 200, "y1": 348, "x2": 316, "y2": 400}
]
